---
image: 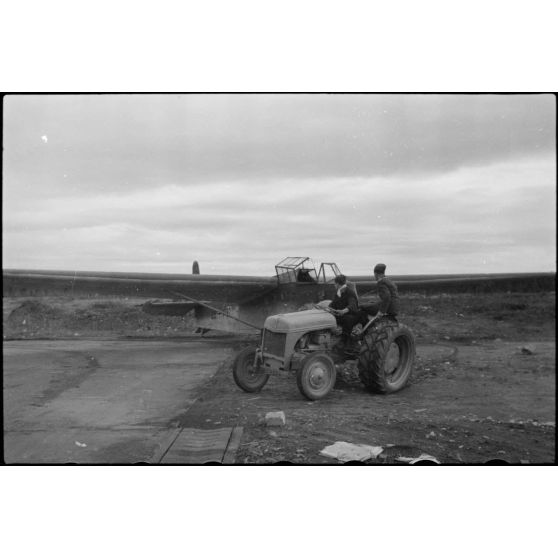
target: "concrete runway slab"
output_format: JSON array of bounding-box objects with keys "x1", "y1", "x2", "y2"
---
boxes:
[{"x1": 3, "y1": 338, "x2": 233, "y2": 463}]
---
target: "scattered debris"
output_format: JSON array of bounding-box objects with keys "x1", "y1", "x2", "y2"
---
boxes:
[
  {"x1": 396, "y1": 453, "x2": 441, "y2": 464},
  {"x1": 268, "y1": 430, "x2": 278, "y2": 438},
  {"x1": 506, "y1": 418, "x2": 551, "y2": 428},
  {"x1": 520, "y1": 460, "x2": 530, "y2": 465},
  {"x1": 414, "y1": 408, "x2": 427, "y2": 413},
  {"x1": 265, "y1": 411, "x2": 286, "y2": 427},
  {"x1": 417, "y1": 305, "x2": 432, "y2": 312},
  {"x1": 75, "y1": 441, "x2": 87, "y2": 448},
  {"x1": 520, "y1": 345, "x2": 535, "y2": 355},
  {"x1": 426, "y1": 431, "x2": 436, "y2": 439},
  {"x1": 320, "y1": 441, "x2": 383, "y2": 463}
]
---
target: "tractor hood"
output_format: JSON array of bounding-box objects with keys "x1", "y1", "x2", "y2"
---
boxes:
[{"x1": 264, "y1": 307, "x2": 337, "y2": 333}]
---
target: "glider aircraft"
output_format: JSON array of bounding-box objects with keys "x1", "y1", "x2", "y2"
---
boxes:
[{"x1": 3, "y1": 257, "x2": 554, "y2": 334}]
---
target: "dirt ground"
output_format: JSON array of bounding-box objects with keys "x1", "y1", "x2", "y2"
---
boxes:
[{"x1": 3, "y1": 291, "x2": 556, "y2": 464}]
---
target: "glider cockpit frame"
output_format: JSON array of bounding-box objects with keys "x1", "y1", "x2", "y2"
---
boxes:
[{"x1": 274, "y1": 257, "x2": 341, "y2": 286}]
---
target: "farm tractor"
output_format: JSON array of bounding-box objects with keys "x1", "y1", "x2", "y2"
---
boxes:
[{"x1": 233, "y1": 300, "x2": 416, "y2": 400}]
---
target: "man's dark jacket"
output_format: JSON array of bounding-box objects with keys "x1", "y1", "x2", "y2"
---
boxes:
[
  {"x1": 377, "y1": 277, "x2": 400, "y2": 315},
  {"x1": 329, "y1": 287, "x2": 359, "y2": 314}
]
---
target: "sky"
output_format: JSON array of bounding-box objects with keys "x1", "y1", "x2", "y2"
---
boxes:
[{"x1": 2, "y1": 94, "x2": 556, "y2": 276}]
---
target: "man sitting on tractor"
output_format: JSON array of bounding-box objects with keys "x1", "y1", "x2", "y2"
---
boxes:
[
  {"x1": 360, "y1": 263, "x2": 400, "y2": 322},
  {"x1": 329, "y1": 274, "x2": 360, "y2": 347}
]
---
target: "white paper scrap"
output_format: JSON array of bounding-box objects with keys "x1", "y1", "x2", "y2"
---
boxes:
[
  {"x1": 320, "y1": 441, "x2": 384, "y2": 462},
  {"x1": 396, "y1": 453, "x2": 440, "y2": 464}
]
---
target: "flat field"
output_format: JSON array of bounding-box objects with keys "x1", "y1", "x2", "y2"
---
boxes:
[{"x1": 3, "y1": 291, "x2": 555, "y2": 464}]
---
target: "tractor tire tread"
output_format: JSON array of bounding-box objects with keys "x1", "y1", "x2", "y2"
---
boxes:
[{"x1": 357, "y1": 319, "x2": 415, "y2": 394}]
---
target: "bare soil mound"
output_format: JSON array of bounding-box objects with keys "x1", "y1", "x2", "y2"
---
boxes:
[{"x1": 3, "y1": 297, "x2": 197, "y2": 339}]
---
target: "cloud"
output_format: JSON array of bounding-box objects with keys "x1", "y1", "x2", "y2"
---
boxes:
[
  {"x1": 3, "y1": 153, "x2": 555, "y2": 275},
  {"x1": 4, "y1": 94, "x2": 555, "y2": 196},
  {"x1": 2, "y1": 95, "x2": 556, "y2": 275}
]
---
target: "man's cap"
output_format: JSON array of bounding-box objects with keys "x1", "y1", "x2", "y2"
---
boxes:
[
  {"x1": 334, "y1": 274, "x2": 347, "y2": 285},
  {"x1": 374, "y1": 263, "x2": 386, "y2": 274}
]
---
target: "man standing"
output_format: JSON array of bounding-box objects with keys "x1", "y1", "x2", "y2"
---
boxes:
[
  {"x1": 361, "y1": 263, "x2": 400, "y2": 320},
  {"x1": 328, "y1": 274, "x2": 360, "y2": 343}
]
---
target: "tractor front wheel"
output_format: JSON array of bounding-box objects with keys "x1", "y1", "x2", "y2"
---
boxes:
[
  {"x1": 232, "y1": 347, "x2": 270, "y2": 393},
  {"x1": 296, "y1": 353, "x2": 336, "y2": 401}
]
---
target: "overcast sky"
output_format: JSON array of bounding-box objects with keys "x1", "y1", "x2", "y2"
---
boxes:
[{"x1": 3, "y1": 94, "x2": 556, "y2": 276}]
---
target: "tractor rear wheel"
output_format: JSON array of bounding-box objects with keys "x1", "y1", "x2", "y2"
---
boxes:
[
  {"x1": 296, "y1": 353, "x2": 336, "y2": 400},
  {"x1": 232, "y1": 347, "x2": 270, "y2": 393},
  {"x1": 358, "y1": 320, "x2": 415, "y2": 394}
]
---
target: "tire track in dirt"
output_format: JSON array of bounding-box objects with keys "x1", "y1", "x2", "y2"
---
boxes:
[{"x1": 34, "y1": 352, "x2": 101, "y2": 405}]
